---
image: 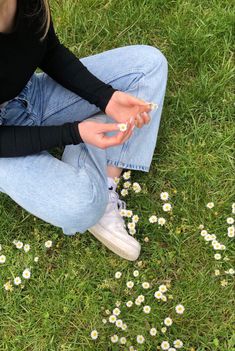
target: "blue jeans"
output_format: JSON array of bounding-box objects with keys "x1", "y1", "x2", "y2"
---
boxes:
[{"x1": 0, "y1": 44, "x2": 168, "y2": 235}]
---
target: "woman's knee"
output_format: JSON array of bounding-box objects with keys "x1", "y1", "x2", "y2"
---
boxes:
[{"x1": 134, "y1": 44, "x2": 168, "y2": 73}]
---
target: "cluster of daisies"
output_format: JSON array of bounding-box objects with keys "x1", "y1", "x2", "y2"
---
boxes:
[
  {"x1": 90, "y1": 268, "x2": 185, "y2": 350},
  {"x1": 199, "y1": 202, "x2": 235, "y2": 287},
  {"x1": 0, "y1": 239, "x2": 53, "y2": 291}
]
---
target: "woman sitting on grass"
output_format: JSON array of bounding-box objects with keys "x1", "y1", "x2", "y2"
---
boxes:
[{"x1": 0, "y1": 0, "x2": 168, "y2": 261}]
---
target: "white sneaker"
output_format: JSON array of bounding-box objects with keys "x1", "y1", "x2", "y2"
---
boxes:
[{"x1": 87, "y1": 179, "x2": 141, "y2": 261}]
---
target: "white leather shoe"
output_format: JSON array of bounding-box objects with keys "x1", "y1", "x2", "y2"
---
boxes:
[{"x1": 87, "y1": 181, "x2": 141, "y2": 261}]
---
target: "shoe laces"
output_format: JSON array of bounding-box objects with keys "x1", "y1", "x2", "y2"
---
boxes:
[{"x1": 108, "y1": 188, "x2": 127, "y2": 228}]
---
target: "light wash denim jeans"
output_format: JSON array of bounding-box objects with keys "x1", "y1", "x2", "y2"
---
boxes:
[{"x1": 0, "y1": 45, "x2": 168, "y2": 235}]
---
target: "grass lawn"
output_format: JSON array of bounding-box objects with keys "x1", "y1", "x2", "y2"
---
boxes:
[{"x1": 0, "y1": 0, "x2": 234, "y2": 350}]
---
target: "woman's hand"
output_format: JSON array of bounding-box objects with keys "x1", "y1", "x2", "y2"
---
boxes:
[
  {"x1": 105, "y1": 91, "x2": 153, "y2": 128},
  {"x1": 77, "y1": 117, "x2": 135, "y2": 149}
]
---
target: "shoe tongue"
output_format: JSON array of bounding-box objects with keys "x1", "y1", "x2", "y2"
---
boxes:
[{"x1": 107, "y1": 177, "x2": 117, "y2": 191}]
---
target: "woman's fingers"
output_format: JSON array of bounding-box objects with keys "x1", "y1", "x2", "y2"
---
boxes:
[{"x1": 98, "y1": 119, "x2": 134, "y2": 148}]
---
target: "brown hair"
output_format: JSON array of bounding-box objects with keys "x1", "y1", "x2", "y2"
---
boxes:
[
  {"x1": 26, "y1": 0, "x2": 51, "y2": 41},
  {"x1": 39, "y1": 0, "x2": 51, "y2": 41}
]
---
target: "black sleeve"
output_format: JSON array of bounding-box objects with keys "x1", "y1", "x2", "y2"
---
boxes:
[
  {"x1": 0, "y1": 121, "x2": 83, "y2": 157},
  {"x1": 39, "y1": 15, "x2": 119, "y2": 113}
]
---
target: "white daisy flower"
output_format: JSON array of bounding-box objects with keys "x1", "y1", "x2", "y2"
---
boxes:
[
  {"x1": 220, "y1": 244, "x2": 226, "y2": 250},
  {"x1": 23, "y1": 244, "x2": 30, "y2": 252},
  {"x1": 136, "y1": 335, "x2": 145, "y2": 344},
  {"x1": 173, "y1": 339, "x2": 183, "y2": 348},
  {"x1": 144, "y1": 236, "x2": 149, "y2": 242},
  {"x1": 228, "y1": 268, "x2": 235, "y2": 275},
  {"x1": 102, "y1": 318, "x2": 107, "y2": 324},
  {"x1": 132, "y1": 214, "x2": 139, "y2": 223},
  {"x1": 150, "y1": 327, "x2": 157, "y2": 336},
  {"x1": 114, "y1": 176, "x2": 120, "y2": 184},
  {"x1": 142, "y1": 282, "x2": 150, "y2": 289},
  {"x1": 159, "y1": 284, "x2": 168, "y2": 293},
  {"x1": 227, "y1": 217, "x2": 234, "y2": 224},
  {"x1": 22, "y1": 268, "x2": 31, "y2": 279},
  {"x1": 112, "y1": 307, "x2": 120, "y2": 316},
  {"x1": 129, "y1": 228, "x2": 136, "y2": 235},
  {"x1": 0, "y1": 255, "x2": 6, "y2": 264},
  {"x1": 129, "y1": 346, "x2": 135, "y2": 351},
  {"x1": 149, "y1": 102, "x2": 158, "y2": 110},
  {"x1": 163, "y1": 203, "x2": 172, "y2": 212},
  {"x1": 90, "y1": 329, "x2": 98, "y2": 340},
  {"x1": 164, "y1": 317, "x2": 173, "y2": 326},
  {"x1": 115, "y1": 319, "x2": 123, "y2": 328},
  {"x1": 214, "y1": 269, "x2": 220, "y2": 276},
  {"x1": 14, "y1": 277, "x2": 22, "y2": 285},
  {"x1": 161, "y1": 327, "x2": 167, "y2": 333},
  {"x1": 154, "y1": 290, "x2": 163, "y2": 299},
  {"x1": 198, "y1": 224, "x2": 204, "y2": 230},
  {"x1": 115, "y1": 271, "x2": 122, "y2": 279},
  {"x1": 121, "y1": 323, "x2": 127, "y2": 330},
  {"x1": 123, "y1": 181, "x2": 131, "y2": 188},
  {"x1": 121, "y1": 189, "x2": 128, "y2": 196},
  {"x1": 221, "y1": 279, "x2": 228, "y2": 287},
  {"x1": 120, "y1": 209, "x2": 127, "y2": 217},
  {"x1": 133, "y1": 270, "x2": 139, "y2": 277},
  {"x1": 109, "y1": 314, "x2": 117, "y2": 323},
  {"x1": 158, "y1": 217, "x2": 166, "y2": 225},
  {"x1": 213, "y1": 242, "x2": 221, "y2": 250},
  {"x1": 228, "y1": 228, "x2": 235, "y2": 238},
  {"x1": 200, "y1": 229, "x2": 208, "y2": 237},
  {"x1": 34, "y1": 257, "x2": 39, "y2": 262},
  {"x1": 175, "y1": 304, "x2": 185, "y2": 314},
  {"x1": 45, "y1": 240, "x2": 52, "y2": 248},
  {"x1": 214, "y1": 253, "x2": 222, "y2": 260},
  {"x1": 126, "y1": 209, "x2": 133, "y2": 217},
  {"x1": 126, "y1": 281, "x2": 134, "y2": 288},
  {"x1": 126, "y1": 300, "x2": 133, "y2": 307},
  {"x1": 110, "y1": 334, "x2": 118, "y2": 343},
  {"x1": 127, "y1": 222, "x2": 135, "y2": 230},
  {"x1": 161, "y1": 340, "x2": 170, "y2": 350},
  {"x1": 120, "y1": 337, "x2": 127, "y2": 344},
  {"x1": 143, "y1": 305, "x2": 151, "y2": 313},
  {"x1": 161, "y1": 295, "x2": 167, "y2": 302},
  {"x1": 105, "y1": 309, "x2": 110, "y2": 315},
  {"x1": 205, "y1": 234, "x2": 213, "y2": 241},
  {"x1": 123, "y1": 171, "x2": 131, "y2": 180},
  {"x1": 169, "y1": 348, "x2": 176, "y2": 351},
  {"x1": 206, "y1": 202, "x2": 214, "y2": 209},
  {"x1": 16, "y1": 241, "x2": 23, "y2": 249},
  {"x1": 118, "y1": 123, "x2": 128, "y2": 132},
  {"x1": 115, "y1": 300, "x2": 121, "y2": 307},
  {"x1": 138, "y1": 295, "x2": 145, "y2": 302},
  {"x1": 149, "y1": 215, "x2": 158, "y2": 223},
  {"x1": 160, "y1": 192, "x2": 169, "y2": 201},
  {"x1": 4, "y1": 281, "x2": 13, "y2": 291},
  {"x1": 132, "y1": 182, "x2": 141, "y2": 193},
  {"x1": 135, "y1": 298, "x2": 141, "y2": 306}
]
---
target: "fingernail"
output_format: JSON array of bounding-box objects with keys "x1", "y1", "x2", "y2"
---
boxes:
[
  {"x1": 130, "y1": 116, "x2": 133, "y2": 123},
  {"x1": 131, "y1": 125, "x2": 135, "y2": 131}
]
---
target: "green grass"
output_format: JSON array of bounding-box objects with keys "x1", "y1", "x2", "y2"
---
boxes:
[{"x1": 0, "y1": 0, "x2": 234, "y2": 350}]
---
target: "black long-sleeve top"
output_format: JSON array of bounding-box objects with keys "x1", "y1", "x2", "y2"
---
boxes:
[{"x1": 0, "y1": 0, "x2": 118, "y2": 157}]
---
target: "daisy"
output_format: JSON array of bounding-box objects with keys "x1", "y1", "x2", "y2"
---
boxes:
[
  {"x1": 220, "y1": 279, "x2": 228, "y2": 287},
  {"x1": 14, "y1": 277, "x2": 22, "y2": 285},
  {"x1": 150, "y1": 327, "x2": 157, "y2": 336},
  {"x1": 127, "y1": 222, "x2": 135, "y2": 230},
  {"x1": 149, "y1": 215, "x2": 158, "y2": 223},
  {"x1": 198, "y1": 224, "x2": 204, "y2": 230},
  {"x1": 4, "y1": 281, "x2": 13, "y2": 291},
  {"x1": 120, "y1": 337, "x2": 127, "y2": 344},
  {"x1": 110, "y1": 334, "x2": 119, "y2": 343},
  {"x1": 109, "y1": 315, "x2": 117, "y2": 323},
  {"x1": 138, "y1": 295, "x2": 145, "y2": 302},
  {"x1": 173, "y1": 339, "x2": 183, "y2": 348},
  {"x1": 129, "y1": 228, "x2": 136, "y2": 235},
  {"x1": 228, "y1": 268, "x2": 235, "y2": 275},
  {"x1": 113, "y1": 307, "x2": 120, "y2": 316},
  {"x1": 102, "y1": 318, "x2": 107, "y2": 324},
  {"x1": 142, "y1": 282, "x2": 150, "y2": 289},
  {"x1": 0, "y1": 255, "x2": 6, "y2": 264},
  {"x1": 227, "y1": 217, "x2": 234, "y2": 224},
  {"x1": 164, "y1": 317, "x2": 173, "y2": 326},
  {"x1": 220, "y1": 244, "x2": 226, "y2": 250},
  {"x1": 232, "y1": 203, "x2": 235, "y2": 214},
  {"x1": 23, "y1": 244, "x2": 30, "y2": 252},
  {"x1": 213, "y1": 242, "x2": 221, "y2": 250},
  {"x1": 132, "y1": 214, "x2": 139, "y2": 223},
  {"x1": 161, "y1": 340, "x2": 170, "y2": 350},
  {"x1": 205, "y1": 234, "x2": 213, "y2": 241},
  {"x1": 169, "y1": 348, "x2": 176, "y2": 351},
  {"x1": 126, "y1": 281, "x2": 134, "y2": 288},
  {"x1": 214, "y1": 269, "x2": 220, "y2": 276},
  {"x1": 163, "y1": 203, "x2": 172, "y2": 212},
  {"x1": 159, "y1": 284, "x2": 168, "y2": 293},
  {"x1": 158, "y1": 217, "x2": 166, "y2": 225},
  {"x1": 126, "y1": 300, "x2": 133, "y2": 307},
  {"x1": 115, "y1": 300, "x2": 121, "y2": 307},
  {"x1": 135, "y1": 298, "x2": 141, "y2": 306},
  {"x1": 115, "y1": 271, "x2": 122, "y2": 279},
  {"x1": 114, "y1": 177, "x2": 120, "y2": 184},
  {"x1": 160, "y1": 192, "x2": 169, "y2": 201},
  {"x1": 123, "y1": 171, "x2": 131, "y2": 180},
  {"x1": 120, "y1": 209, "x2": 127, "y2": 217},
  {"x1": 154, "y1": 291, "x2": 163, "y2": 299},
  {"x1": 133, "y1": 270, "x2": 139, "y2": 277},
  {"x1": 90, "y1": 329, "x2": 98, "y2": 340},
  {"x1": 214, "y1": 253, "x2": 222, "y2": 260},
  {"x1": 175, "y1": 304, "x2": 185, "y2": 314},
  {"x1": 132, "y1": 182, "x2": 141, "y2": 193},
  {"x1": 121, "y1": 323, "x2": 127, "y2": 330},
  {"x1": 150, "y1": 102, "x2": 158, "y2": 110},
  {"x1": 144, "y1": 236, "x2": 149, "y2": 242},
  {"x1": 22, "y1": 268, "x2": 31, "y2": 279},
  {"x1": 34, "y1": 257, "x2": 39, "y2": 262},
  {"x1": 118, "y1": 123, "x2": 128, "y2": 132},
  {"x1": 200, "y1": 229, "x2": 208, "y2": 237},
  {"x1": 16, "y1": 241, "x2": 23, "y2": 249},
  {"x1": 105, "y1": 309, "x2": 111, "y2": 315},
  {"x1": 123, "y1": 181, "x2": 131, "y2": 188},
  {"x1": 143, "y1": 305, "x2": 151, "y2": 313},
  {"x1": 121, "y1": 189, "x2": 128, "y2": 197},
  {"x1": 136, "y1": 335, "x2": 145, "y2": 344},
  {"x1": 126, "y1": 210, "x2": 133, "y2": 218},
  {"x1": 45, "y1": 240, "x2": 52, "y2": 248},
  {"x1": 161, "y1": 295, "x2": 167, "y2": 302},
  {"x1": 161, "y1": 327, "x2": 167, "y2": 333},
  {"x1": 115, "y1": 319, "x2": 123, "y2": 328},
  {"x1": 206, "y1": 202, "x2": 214, "y2": 209}
]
